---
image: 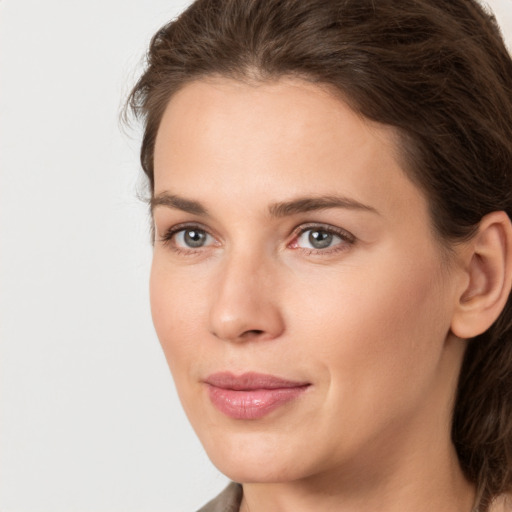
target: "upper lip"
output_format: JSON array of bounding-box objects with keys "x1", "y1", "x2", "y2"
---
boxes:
[{"x1": 204, "y1": 372, "x2": 310, "y2": 391}]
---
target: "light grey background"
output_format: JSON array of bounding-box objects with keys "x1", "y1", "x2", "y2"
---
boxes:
[{"x1": 1, "y1": 1, "x2": 511, "y2": 511}]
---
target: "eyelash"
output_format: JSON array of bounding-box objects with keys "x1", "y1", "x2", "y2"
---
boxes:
[{"x1": 159, "y1": 222, "x2": 356, "y2": 256}]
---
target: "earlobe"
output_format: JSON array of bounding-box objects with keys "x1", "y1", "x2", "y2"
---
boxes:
[{"x1": 451, "y1": 211, "x2": 512, "y2": 340}]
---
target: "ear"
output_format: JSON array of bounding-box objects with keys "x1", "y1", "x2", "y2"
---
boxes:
[{"x1": 451, "y1": 211, "x2": 512, "y2": 339}]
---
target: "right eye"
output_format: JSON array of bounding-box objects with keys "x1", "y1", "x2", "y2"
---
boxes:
[{"x1": 165, "y1": 227, "x2": 215, "y2": 249}]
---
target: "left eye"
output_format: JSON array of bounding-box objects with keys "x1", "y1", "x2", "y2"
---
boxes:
[{"x1": 296, "y1": 228, "x2": 343, "y2": 250}]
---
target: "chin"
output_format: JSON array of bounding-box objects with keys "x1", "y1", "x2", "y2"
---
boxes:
[
  {"x1": 212, "y1": 457, "x2": 304, "y2": 484},
  {"x1": 201, "y1": 430, "x2": 310, "y2": 484}
]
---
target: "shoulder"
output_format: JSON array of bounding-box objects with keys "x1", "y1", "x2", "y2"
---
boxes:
[{"x1": 196, "y1": 482, "x2": 243, "y2": 512}]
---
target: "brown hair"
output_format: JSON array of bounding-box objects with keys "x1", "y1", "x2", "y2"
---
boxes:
[{"x1": 126, "y1": 0, "x2": 512, "y2": 509}]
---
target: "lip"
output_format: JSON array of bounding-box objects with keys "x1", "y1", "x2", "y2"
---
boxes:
[{"x1": 204, "y1": 372, "x2": 310, "y2": 420}]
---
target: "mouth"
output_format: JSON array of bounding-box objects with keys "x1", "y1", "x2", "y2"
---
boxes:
[{"x1": 203, "y1": 372, "x2": 311, "y2": 420}]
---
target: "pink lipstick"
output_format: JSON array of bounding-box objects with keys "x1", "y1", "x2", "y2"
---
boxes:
[{"x1": 204, "y1": 372, "x2": 310, "y2": 420}]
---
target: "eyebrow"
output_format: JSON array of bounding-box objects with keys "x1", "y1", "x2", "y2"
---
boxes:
[
  {"x1": 268, "y1": 195, "x2": 379, "y2": 217},
  {"x1": 151, "y1": 193, "x2": 209, "y2": 216},
  {"x1": 151, "y1": 192, "x2": 379, "y2": 217}
]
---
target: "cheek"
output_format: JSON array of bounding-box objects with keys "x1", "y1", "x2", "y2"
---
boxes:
[
  {"x1": 149, "y1": 257, "x2": 207, "y2": 375},
  {"x1": 289, "y1": 249, "x2": 452, "y2": 409}
]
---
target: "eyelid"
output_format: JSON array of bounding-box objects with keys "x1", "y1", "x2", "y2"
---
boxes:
[{"x1": 293, "y1": 223, "x2": 356, "y2": 243}]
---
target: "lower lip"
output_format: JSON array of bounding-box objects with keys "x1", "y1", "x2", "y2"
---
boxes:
[{"x1": 206, "y1": 385, "x2": 309, "y2": 420}]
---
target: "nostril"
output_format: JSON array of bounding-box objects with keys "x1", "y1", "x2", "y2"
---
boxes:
[{"x1": 243, "y1": 329, "x2": 264, "y2": 337}]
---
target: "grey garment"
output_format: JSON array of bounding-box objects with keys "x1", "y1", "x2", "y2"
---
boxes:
[{"x1": 197, "y1": 482, "x2": 243, "y2": 512}]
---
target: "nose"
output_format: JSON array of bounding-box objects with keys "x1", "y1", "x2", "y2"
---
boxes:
[{"x1": 208, "y1": 250, "x2": 285, "y2": 343}]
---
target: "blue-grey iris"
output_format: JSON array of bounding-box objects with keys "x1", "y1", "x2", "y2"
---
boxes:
[
  {"x1": 184, "y1": 229, "x2": 207, "y2": 248},
  {"x1": 309, "y1": 230, "x2": 333, "y2": 249}
]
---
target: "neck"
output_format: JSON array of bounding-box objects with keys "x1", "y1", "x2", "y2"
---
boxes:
[{"x1": 240, "y1": 440, "x2": 474, "y2": 512}]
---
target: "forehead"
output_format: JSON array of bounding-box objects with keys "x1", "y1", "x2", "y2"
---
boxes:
[
  {"x1": 155, "y1": 77, "x2": 393, "y2": 154},
  {"x1": 153, "y1": 77, "x2": 427, "y2": 223}
]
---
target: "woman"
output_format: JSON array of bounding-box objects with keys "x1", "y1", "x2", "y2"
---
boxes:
[{"x1": 126, "y1": 0, "x2": 512, "y2": 510}]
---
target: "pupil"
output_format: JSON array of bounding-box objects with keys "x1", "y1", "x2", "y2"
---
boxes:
[
  {"x1": 309, "y1": 230, "x2": 333, "y2": 249},
  {"x1": 184, "y1": 230, "x2": 206, "y2": 248}
]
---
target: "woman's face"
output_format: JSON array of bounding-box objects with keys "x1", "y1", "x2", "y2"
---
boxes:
[{"x1": 151, "y1": 78, "x2": 467, "y2": 484}]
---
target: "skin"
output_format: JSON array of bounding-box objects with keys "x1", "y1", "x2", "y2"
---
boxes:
[{"x1": 151, "y1": 77, "x2": 477, "y2": 512}]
